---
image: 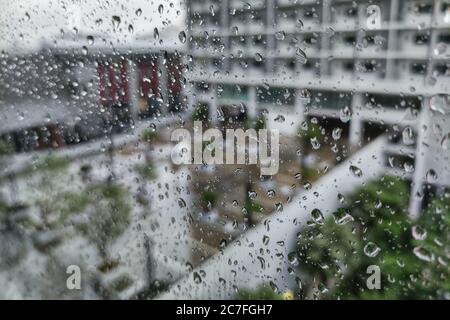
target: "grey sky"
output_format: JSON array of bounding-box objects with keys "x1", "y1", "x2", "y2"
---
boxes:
[{"x1": 0, "y1": 0, "x2": 185, "y2": 53}]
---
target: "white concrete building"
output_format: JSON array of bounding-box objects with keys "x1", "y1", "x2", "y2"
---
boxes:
[{"x1": 185, "y1": 0, "x2": 450, "y2": 216}]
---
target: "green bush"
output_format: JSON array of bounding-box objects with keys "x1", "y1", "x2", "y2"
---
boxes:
[
  {"x1": 301, "y1": 166, "x2": 320, "y2": 182},
  {"x1": 295, "y1": 176, "x2": 450, "y2": 299},
  {"x1": 0, "y1": 138, "x2": 14, "y2": 156},
  {"x1": 66, "y1": 183, "x2": 131, "y2": 261},
  {"x1": 414, "y1": 194, "x2": 450, "y2": 299},
  {"x1": 244, "y1": 200, "x2": 264, "y2": 216},
  {"x1": 192, "y1": 104, "x2": 209, "y2": 122},
  {"x1": 141, "y1": 129, "x2": 159, "y2": 143},
  {"x1": 297, "y1": 120, "x2": 324, "y2": 143},
  {"x1": 133, "y1": 280, "x2": 169, "y2": 300},
  {"x1": 22, "y1": 156, "x2": 69, "y2": 177},
  {"x1": 238, "y1": 284, "x2": 284, "y2": 300},
  {"x1": 135, "y1": 163, "x2": 157, "y2": 180},
  {"x1": 201, "y1": 190, "x2": 217, "y2": 209},
  {"x1": 244, "y1": 115, "x2": 266, "y2": 131}
]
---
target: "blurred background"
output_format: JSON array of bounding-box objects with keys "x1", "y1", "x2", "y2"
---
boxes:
[{"x1": 0, "y1": 0, "x2": 449, "y2": 300}]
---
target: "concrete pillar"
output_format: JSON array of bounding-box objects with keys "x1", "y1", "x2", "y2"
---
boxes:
[
  {"x1": 408, "y1": 99, "x2": 429, "y2": 218},
  {"x1": 159, "y1": 53, "x2": 168, "y2": 115},
  {"x1": 295, "y1": 88, "x2": 306, "y2": 126},
  {"x1": 425, "y1": 0, "x2": 441, "y2": 83},
  {"x1": 266, "y1": 0, "x2": 275, "y2": 73},
  {"x1": 185, "y1": 83, "x2": 196, "y2": 112},
  {"x1": 386, "y1": 0, "x2": 399, "y2": 79},
  {"x1": 320, "y1": 0, "x2": 331, "y2": 76},
  {"x1": 247, "y1": 86, "x2": 257, "y2": 119},
  {"x1": 353, "y1": 5, "x2": 368, "y2": 80},
  {"x1": 210, "y1": 84, "x2": 219, "y2": 125},
  {"x1": 127, "y1": 58, "x2": 140, "y2": 123},
  {"x1": 349, "y1": 93, "x2": 363, "y2": 147},
  {"x1": 221, "y1": 0, "x2": 230, "y2": 71}
]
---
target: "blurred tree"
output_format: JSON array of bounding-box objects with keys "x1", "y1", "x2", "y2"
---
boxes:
[
  {"x1": 238, "y1": 284, "x2": 284, "y2": 300},
  {"x1": 0, "y1": 137, "x2": 14, "y2": 159},
  {"x1": 192, "y1": 104, "x2": 209, "y2": 123},
  {"x1": 243, "y1": 198, "x2": 264, "y2": 228},
  {"x1": 0, "y1": 203, "x2": 28, "y2": 270},
  {"x1": 200, "y1": 190, "x2": 217, "y2": 212},
  {"x1": 135, "y1": 162, "x2": 157, "y2": 207},
  {"x1": 413, "y1": 193, "x2": 450, "y2": 299},
  {"x1": 295, "y1": 176, "x2": 450, "y2": 299},
  {"x1": 0, "y1": 138, "x2": 17, "y2": 202},
  {"x1": 141, "y1": 129, "x2": 160, "y2": 145},
  {"x1": 297, "y1": 119, "x2": 324, "y2": 150},
  {"x1": 297, "y1": 120, "x2": 325, "y2": 182},
  {"x1": 66, "y1": 183, "x2": 131, "y2": 268},
  {"x1": 244, "y1": 114, "x2": 266, "y2": 131}
]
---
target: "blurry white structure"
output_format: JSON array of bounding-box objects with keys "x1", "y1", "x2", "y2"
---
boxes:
[
  {"x1": 185, "y1": 0, "x2": 450, "y2": 216},
  {"x1": 409, "y1": 96, "x2": 450, "y2": 217},
  {"x1": 66, "y1": 3, "x2": 82, "y2": 32}
]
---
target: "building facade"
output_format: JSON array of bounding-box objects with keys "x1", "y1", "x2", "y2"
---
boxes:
[
  {"x1": 185, "y1": 0, "x2": 450, "y2": 216},
  {"x1": 0, "y1": 32, "x2": 184, "y2": 153}
]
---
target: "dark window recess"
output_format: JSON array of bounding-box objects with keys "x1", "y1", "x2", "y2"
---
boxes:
[
  {"x1": 343, "y1": 62, "x2": 354, "y2": 71},
  {"x1": 411, "y1": 63, "x2": 427, "y2": 74},
  {"x1": 252, "y1": 35, "x2": 265, "y2": 46},
  {"x1": 363, "y1": 35, "x2": 376, "y2": 44},
  {"x1": 415, "y1": 3, "x2": 433, "y2": 14},
  {"x1": 345, "y1": 7, "x2": 358, "y2": 17},
  {"x1": 344, "y1": 35, "x2": 356, "y2": 45},
  {"x1": 365, "y1": 94, "x2": 421, "y2": 110},
  {"x1": 195, "y1": 82, "x2": 210, "y2": 92},
  {"x1": 220, "y1": 84, "x2": 248, "y2": 100},
  {"x1": 256, "y1": 86, "x2": 295, "y2": 105},
  {"x1": 363, "y1": 122, "x2": 403, "y2": 144},
  {"x1": 434, "y1": 64, "x2": 449, "y2": 75},
  {"x1": 252, "y1": 59, "x2": 264, "y2": 69},
  {"x1": 308, "y1": 91, "x2": 352, "y2": 110},
  {"x1": 211, "y1": 37, "x2": 223, "y2": 46},
  {"x1": 442, "y1": 3, "x2": 450, "y2": 12},
  {"x1": 212, "y1": 59, "x2": 223, "y2": 69},
  {"x1": 414, "y1": 33, "x2": 430, "y2": 44},
  {"x1": 287, "y1": 60, "x2": 296, "y2": 70},
  {"x1": 302, "y1": 61, "x2": 313, "y2": 69},
  {"x1": 438, "y1": 33, "x2": 450, "y2": 43},
  {"x1": 363, "y1": 62, "x2": 376, "y2": 72},
  {"x1": 304, "y1": 35, "x2": 318, "y2": 45},
  {"x1": 304, "y1": 8, "x2": 317, "y2": 19}
]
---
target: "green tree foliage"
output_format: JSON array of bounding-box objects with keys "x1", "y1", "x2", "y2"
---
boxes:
[
  {"x1": 244, "y1": 115, "x2": 266, "y2": 131},
  {"x1": 141, "y1": 129, "x2": 159, "y2": 143},
  {"x1": 192, "y1": 104, "x2": 209, "y2": 122},
  {"x1": 297, "y1": 120, "x2": 324, "y2": 143},
  {"x1": 0, "y1": 138, "x2": 14, "y2": 157},
  {"x1": 296, "y1": 176, "x2": 450, "y2": 299},
  {"x1": 135, "y1": 163, "x2": 157, "y2": 181},
  {"x1": 200, "y1": 190, "x2": 217, "y2": 210},
  {"x1": 0, "y1": 137, "x2": 14, "y2": 180},
  {"x1": 414, "y1": 194, "x2": 450, "y2": 299},
  {"x1": 238, "y1": 284, "x2": 284, "y2": 300},
  {"x1": 65, "y1": 183, "x2": 131, "y2": 262}
]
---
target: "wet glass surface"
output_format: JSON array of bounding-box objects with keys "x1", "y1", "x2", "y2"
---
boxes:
[{"x1": 0, "y1": 0, "x2": 449, "y2": 300}]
